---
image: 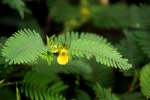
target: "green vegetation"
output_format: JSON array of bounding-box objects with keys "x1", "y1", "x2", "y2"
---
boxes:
[{"x1": 0, "y1": 0, "x2": 150, "y2": 100}]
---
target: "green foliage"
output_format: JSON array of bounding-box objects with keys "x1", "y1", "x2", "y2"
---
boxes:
[
  {"x1": 49, "y1": 1, "x2": 80, "y2": 22},
  {"x1": 1, "y1": 0, "x2": 150, "y2": 99},
  {"x1": 16, "y1": 85, "x2": 21, "y2": 100},
  {"x1": 55, "y1": 32, "x2": 132, "y2": 70},
  {"x1": 0, "y1": 37, "x2": 7, "y2": 65},
  {"x1": 89, "y1": 60, "x2": 114, "y2": 87},
  {"x1": 51, "y1": 58, "x2": 93, "y2": 76},
  {"x1": 133, "y1": 31, "x2": 150, "y2": 58},
  {"x1": 93, "y1": 83, "x2": 119, "y2": 100},
  {"x1": 70, "y1": 38, "x2": 129, "y2": 70},
  {"x1": 18, "y1": 15, "x2": 42, "y2": 34},
  {"x1": 19, "y1": 58, "x2": 68, "y2": 100},
  {"x1": 75, "y1": 89, "x2": 91, "y2": 100},
  {"x1": 2, "y1": 29, "x2": 132, "y2": 70},
  {"x1": 50, "y1": 3, "x2": 150, "y2": 29},
  {"x1": 23, "y1": 60, "x2": 59, "y2": 86},
  {"x1": 2, "y1": 0, "x2": 28, "y2": 18},
  {"x1": 21, "y1": 82, "x2": 67, "y2": 100},
  {"x1": 2, "y1": 29, "x2": 46, "y2": 65},
  {"x1": 51, "y1": 58, "x2": 114, "y2": 87},
  {"x1": 0, "y1": 87, "x2": 16, "y2": 100},
  {"x1": 20, "y1": 56, "x2": 115, "y2": 99},
  {"x1": 117, "y1": 30, "x2": 145, "y2": 76},
  {"x1": 119, "y1": 92, "x2": 146, "y2": 100},
  {"x1": 54, "y1": 32, "x2": 79, "y2": 46},
  {"x1": 140, "y1": 63, "x2": 150, "y2": 97},
  {"x1": 117, "y1": 30, "x2": 145, "y2": 67},
  {"x1": 91, "y1": 4, "x2": 150, "y2": 28},
  {"x1": 91, "y1": 4, "x2": 128, "y2": 28},
  {"x1": 0, "y1": 37, "x2": 7, "y2": 45}
]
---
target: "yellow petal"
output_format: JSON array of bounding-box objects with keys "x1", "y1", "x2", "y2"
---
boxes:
[
  {"x1": 57, "y1": 48, "x2": 69, "y2": 65},
  {"x1": 57, "y1": 54, "x2": 69, "y2": 65}
]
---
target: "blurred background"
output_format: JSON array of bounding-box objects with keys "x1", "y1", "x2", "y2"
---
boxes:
[{"x1": 0, "y1": 0, "x2": 150, "y2": 39}]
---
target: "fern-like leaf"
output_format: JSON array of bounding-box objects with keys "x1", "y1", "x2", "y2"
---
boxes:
[
  {"x1": 117, "y1": 31, "x2": 146, "y2": 76},
  {"x1": 55, "y1": 32, "x2": 132, "y2": 70},
  {"x1": 117, "y1": 31, "x2": 145, "y2": 67},
  {"x1": 64, "y1": 32, "x2": 132, "y2": 70},
  {"x1": 21, "y1": 82, "x2": 67, "y2": 100},
  {"x1": 2, "y1": 0, "x2": 28, "y2": 18},
  {"x1": 140, "y1": 63, "x2": 150, "y2": 97},
  {"x1": 2, "y1": 29, "x2": 46, "y2": 65},
  {"x1": 133, "y1": 31, "x2": 150, "y2": 58},
  {"x1": 91, "y1": 4, "x2": 150, "y2": 28},
  {"x1": 0, "y1": 37, "x2": 7, "y2": 65},
  {"x1": 54, "y1": 32, "x2": 79, "y2": 46},
  {"x1": 89, "y1": 59, "x2": 114, "y2": 87},
  {"x1": 93, "y1": 83, "x2": 119, "y2": 100}
]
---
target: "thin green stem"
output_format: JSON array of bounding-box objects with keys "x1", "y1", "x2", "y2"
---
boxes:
[{"x1": 129, "y1": 70, "x2": 139, "y2": 92}]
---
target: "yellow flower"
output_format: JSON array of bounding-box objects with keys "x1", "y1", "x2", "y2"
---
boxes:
[{"x1": 57, "y1": 48, "x2": 69, "y2": 65}]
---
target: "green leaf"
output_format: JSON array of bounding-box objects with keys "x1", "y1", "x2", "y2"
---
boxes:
[
  {"x1": 75, "y1": 89, "x2": 91, "y2": 100},
  {"x1": 18, "y1": 15, "x2": 42, "y2": 34},
  {"x1": 50, "y1": 58, "x2": 92, "y2": 75},
  {"x1": 140, "y1": 63, "x2": 150, "y2": 97},
  {"x1": 55, "y1": 32, "x2": 132, "y2": 70},
  {"x1": 68, "y1": 33, "x2": 132, "y2": 70},
  {"x1": 2, "y1": 29, "x2": 46, "y2": 65},
  {"x1": 91, "y1": 4, "x2": 150, "y2": 28},
  {"x1": 23, "y1": 59, "x2": 59, "y2": 86},
  {"x1": 2, "y1": 0, "x2": 28, "y2": 18},
  {"x1": 54, "y1": 32, "x2": 79, "y2": 46},
  {"x1": 117, "y1": 31, "x2": 145, "y2": 66},
  {"x1": 0, "y1": 37, "x2": 7, "y2": 65},
  {"x1": 21, "y1": 82, "x2": 67, "y2": 100},
  {"x1": 22, "y1": 60, "x2": 67, "y2": 99},
  {"x1": 91, "y1": 4, "x2": 128, "y2": 28},
  {"x1": 117, "y1": 30, "x2": 145, "y2": 76},
  {"x1": 133, "y1": 31, "x2": 150, "y2": 58},
  {"x1": 93, "y1": 83, "x2": 119, "y2": 100},
  {"x1": 49, "y1": 1, "x2": 80, "y2": 22},
  {"x1": 89, "y1": 60, "x2": 114, "y2": 86}
]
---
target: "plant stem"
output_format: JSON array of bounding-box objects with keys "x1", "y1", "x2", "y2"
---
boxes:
[
  {"x1": 0, "y1": 81, "x2": 22, "y2": 87},
  {"x1": 129, "y1": 70, "x2": 139, "y2": 92}
]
